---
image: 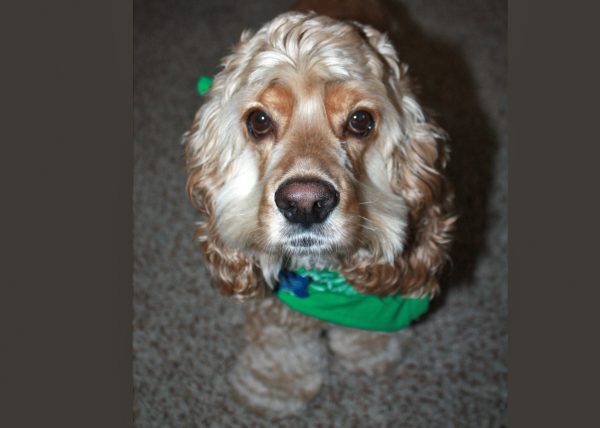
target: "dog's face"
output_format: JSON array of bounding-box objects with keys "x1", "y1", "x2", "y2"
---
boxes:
[
  {"x1": 220, "y1": 75, "x2": 410, "y2": 259},
  {"x1": 186, "y1": 13, "x2": 454, "y2": 297}
]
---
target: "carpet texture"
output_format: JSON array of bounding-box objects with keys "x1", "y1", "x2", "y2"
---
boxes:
[{"x1": 133, "y1": 0, "x2": 507, "y2": 426}]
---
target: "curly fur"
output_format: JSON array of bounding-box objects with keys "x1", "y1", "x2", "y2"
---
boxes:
[
  {"x1": 185, "y1": 12, "x2": 454, "y2": 299},
  {"x1": 184, "y1": 11, "x2": 456, "y2": 417}
]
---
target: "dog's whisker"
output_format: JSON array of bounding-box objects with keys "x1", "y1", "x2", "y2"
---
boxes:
[
  {"x1": 226, "y1": 213, "x2": 254, "y2": 219},
  {"x1": 358, "y1": 215, "x2": 378, "y2": 227},
  {"x1": 360, "y1": 224, "x2": 378, "y2": 233}
]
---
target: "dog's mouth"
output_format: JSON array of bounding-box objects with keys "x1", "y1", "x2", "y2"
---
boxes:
[
  {"x1": 280, "y1": 228, "x2": 333, "y2": 253},
  {"x1": 288, "y1": 234, "x2": 323, "y2": 248}
]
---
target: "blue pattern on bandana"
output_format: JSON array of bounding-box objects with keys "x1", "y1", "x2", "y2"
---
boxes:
[{"x1": 277, "y1": 271, "x2": 310, "y2": 298}]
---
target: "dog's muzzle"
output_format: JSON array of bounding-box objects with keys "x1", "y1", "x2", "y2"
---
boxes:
[{"x1": 274, "y1": 178, "x2": 339, "y2": 228}]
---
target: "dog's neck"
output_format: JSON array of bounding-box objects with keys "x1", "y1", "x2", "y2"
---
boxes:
[
  {"x1": 259, "y1": 252, "x2": 348, "y2": 289},
  {"x1": 289, "y1": 254, "x2": 333, "y2": 271}
]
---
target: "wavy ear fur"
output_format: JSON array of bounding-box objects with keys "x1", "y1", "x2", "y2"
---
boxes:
[
  {"x1": 184, "y1": 34, "x2": 267, "y2": 300},
  {"x1": 342, "y1": 25, "x2": 456, "y2": 296}
]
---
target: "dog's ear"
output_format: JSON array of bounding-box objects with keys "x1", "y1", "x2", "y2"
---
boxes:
[
  {"x1": 184, "y1": 39, "x2": 267, "y2": 300},
  {"x1": 344, "y1": 25, "x2": 456, "y2": 296}
]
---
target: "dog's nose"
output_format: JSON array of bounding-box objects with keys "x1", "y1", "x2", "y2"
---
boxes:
[{"x1": 275, "y1": 179, "x2": 339, "y2": 226}]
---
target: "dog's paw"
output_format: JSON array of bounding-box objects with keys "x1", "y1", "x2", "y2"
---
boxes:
[
  {"x1": 328, "y1": 327, "x2": 404, "y2": 376},
  {"x1": 229, "y1": 365, "x2": 319, "y2": 418}
]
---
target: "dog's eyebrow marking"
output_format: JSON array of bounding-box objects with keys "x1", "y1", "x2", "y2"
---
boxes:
[
  {"x1": 257, "y1": 82, "x2": 295, "y2": 135},
  {"x1": 259, "y1": 82, "x2": 294, "y2": 115},
  {"x1": 324, "y1": 81, "x2": 362, "y2": 132}
]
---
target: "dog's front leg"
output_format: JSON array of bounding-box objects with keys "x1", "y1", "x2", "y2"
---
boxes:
[{"x1": 229, "y1": 298, "x2": 326, "y2": 418}]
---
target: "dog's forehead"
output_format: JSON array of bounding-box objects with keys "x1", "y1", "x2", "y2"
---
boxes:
[
  {"x1": 243, "y1": 23, "x2": 383, "y2": 86},
  {"x1": 246, "y1": 48, "x2": 376, "y2": 86}
]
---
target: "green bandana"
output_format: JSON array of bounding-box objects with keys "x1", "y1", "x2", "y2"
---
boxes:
[
  {"x1": 197, "y1": 75, "x2": 214, "y2": 95},
  {"x1": 275, "y1": 268, "x2": 430, "y2": 332}
]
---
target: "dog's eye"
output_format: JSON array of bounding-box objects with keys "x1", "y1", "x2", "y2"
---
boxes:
[
  {"x1": 247, "y1": 110, "x2": 273, "y2": 139},
  {"x1": 347, "y1": 110, "x2": 375, "y2": 138}
]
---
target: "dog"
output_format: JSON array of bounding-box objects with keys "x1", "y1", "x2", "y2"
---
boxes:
[{"x1": 184, "y1": 7, "x2": 455, "y2": 418}]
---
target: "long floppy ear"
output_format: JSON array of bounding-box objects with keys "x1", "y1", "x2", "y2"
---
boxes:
[
  {"x1": 184, "y1": 31, "x2": 267, "y2": 300},
  {"x1": 343, "y1": 25, "x2": 456, "y2": 297}
]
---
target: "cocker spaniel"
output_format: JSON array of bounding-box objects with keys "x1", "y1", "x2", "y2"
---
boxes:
[{"x1": 184, "y1": 10, "x2": 455, "y2": 418}]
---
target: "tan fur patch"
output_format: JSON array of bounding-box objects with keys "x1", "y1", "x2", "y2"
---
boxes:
[
  {"x1": 324, "y1": 82, "x2": 363, "y2": 136},
  {"x1": 258, "y1": 83, "x2": 295, "y2": 132}
]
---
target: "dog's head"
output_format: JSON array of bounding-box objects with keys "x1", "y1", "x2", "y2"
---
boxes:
[{"x1": 185, "y1": 12, "x2": 455, "y2": 299}]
